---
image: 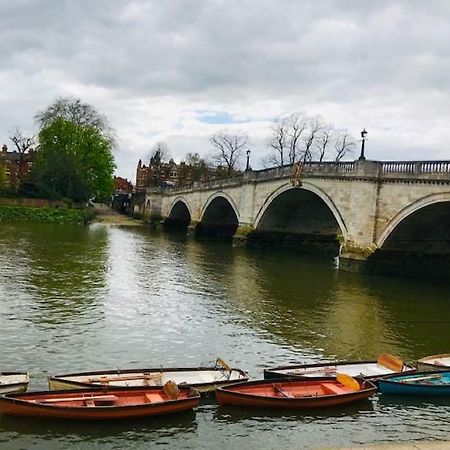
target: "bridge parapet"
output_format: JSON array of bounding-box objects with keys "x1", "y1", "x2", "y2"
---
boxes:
[{"x1": 162, "y1": 159, "x2": 450, "y2": 195}]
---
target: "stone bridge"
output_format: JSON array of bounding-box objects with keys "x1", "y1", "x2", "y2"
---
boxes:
[{"x1": 142, "y1": 160, "x2": 450, "y2": 278}]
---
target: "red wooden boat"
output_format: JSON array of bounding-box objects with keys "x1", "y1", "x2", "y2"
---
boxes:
[
  {"x1": 216, "y1": 375, "x2": 377, "y2": 409},
  {"x1": 0, "y1": 382, "x2": 200, "y2": 420}
]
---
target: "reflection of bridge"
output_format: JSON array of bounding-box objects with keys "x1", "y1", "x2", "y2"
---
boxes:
[{"x1": 143, "y1": 160, "x2": 450, "y2": 277}]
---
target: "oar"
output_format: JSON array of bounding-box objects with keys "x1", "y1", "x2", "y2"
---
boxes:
[
  {"x1": 377, "y1": 353, "x2": 405, "y2": 372},
  {"x1": 399, "y1": 374, "x2": 443, "y2": 383},
  {"x1": 336, "y1": 373, "x2": 360, "y2": 391},
  {"x1": 88, "y1": 372, "x2": 163, "y2": 383},
  {"x1": 291, "y1": 366, "x2": 337, "y2": 375}
]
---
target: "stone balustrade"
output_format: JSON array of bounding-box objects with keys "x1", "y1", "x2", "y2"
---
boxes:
[{"x1": 159, "y1": 159, "x2": 450, "y2": 194}]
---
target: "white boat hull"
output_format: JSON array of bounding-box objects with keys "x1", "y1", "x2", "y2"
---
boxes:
[
  {"x1": 0, "y1": 373, "x2": 29, "y2": 394},
  {"x1": 49, "y1": 368, "x2": 248, "y2": 393}
]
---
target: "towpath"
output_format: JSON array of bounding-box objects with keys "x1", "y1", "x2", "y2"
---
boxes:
[{"x1": 91, "y1": 203, "x2": 145, "y2": 226}]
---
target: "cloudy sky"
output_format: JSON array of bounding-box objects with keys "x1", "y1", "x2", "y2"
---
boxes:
[{"x1": 1, "y1": 0, "x2": 450, "y2": 181}]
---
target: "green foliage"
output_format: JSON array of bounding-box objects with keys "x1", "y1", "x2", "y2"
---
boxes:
[
  {"x1": 31, "y1": 118, "x2": 115, "y2": 201},
  {"x1": 0, "y1": 205, "x2": 93, "y2": 224}
]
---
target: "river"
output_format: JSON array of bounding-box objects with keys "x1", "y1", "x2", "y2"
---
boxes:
[{"x1": 0, "y1": 223, "x2": 449, "y2": 449}]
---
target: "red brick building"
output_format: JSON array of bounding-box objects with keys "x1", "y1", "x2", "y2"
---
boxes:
[
  {"x1": 0, "y1": 144, "x2": 36, "y2": 191},
  {"x1": 114, "y1": 176, "x2": 133, "y2": 193}
]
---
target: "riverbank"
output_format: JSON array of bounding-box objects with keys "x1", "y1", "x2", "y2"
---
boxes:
[
  {"x1": 91, "y1": 203, "x2": 145, "y2": 226},
  {"x1": 0, "y1": 205, "x2": 93, "y2": 224}
]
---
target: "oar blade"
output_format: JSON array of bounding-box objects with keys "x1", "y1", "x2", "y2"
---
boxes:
[
  {"x1": 336, "y1": 373, "x2": 360, "y2": 391},
  {"x1": 377, "y1": 353, "x2": 404, "y2": 372}
]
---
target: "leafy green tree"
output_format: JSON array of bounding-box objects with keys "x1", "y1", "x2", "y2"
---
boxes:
[{"x1": 30, "y1": 118, "x2": 115, "y2": 201}]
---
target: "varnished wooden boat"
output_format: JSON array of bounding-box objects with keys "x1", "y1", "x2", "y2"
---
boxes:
[
  {"x1": 216, "y1": 375, "x2": 377, "y2": 409},
  {"x1": 0, "y1": 382, "x2": 200, "y2": 420},
  {"x1": 417, "y1": 353, "x2": 450, "y2": 372},
  {"x1": 0, "y1": 372, "x2": 30, "y2": 394},
  {"x1": 264, "y1": 354, "x2": 415, "y2": 381},
  {"x1": 49, "y1": 359, "x2": 248, "y2": 393},
  {"x1": 378, "y1": 370, "x2": 450, "y2": 395}
]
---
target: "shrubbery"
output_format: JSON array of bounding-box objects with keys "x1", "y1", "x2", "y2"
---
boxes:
[{"x1": 0, "y1": 206, "x2": 94, "y2": 224}]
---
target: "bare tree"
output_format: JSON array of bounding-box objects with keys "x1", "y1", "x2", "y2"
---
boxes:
[
  {"x1": 334, "y1": 132, "x2": 355, "y2": 161},
  {"x1": 35, "y1": 97, "x2": 114, "y2": 142},
  {"x1": 9, "y1": 127, "x2": 35, "y2": 190},
  {"x1": 9, "y1": 127, "x2": 35, "y2": 155},
  {"x1": 268, "y1": 119, "x2": 289, "y2": 167},
  {"x1": 287, "y1": 113, "x2": 308, "y2": 165},
  {"x1": 268, "y1": 113, "x2": 308, "y2": 167},
  {"x1": 302, "y1": 116, "x2": 324, "y2": 163},
  {"x1": 148, "y1": 142, "x2": 170, "y2": 185},
  {"x1": 315, "y1": 125, "x2": 333, "y2": 163},
  {"x1": 209, "y1": 132, "x2": 247, "y2": 175}
]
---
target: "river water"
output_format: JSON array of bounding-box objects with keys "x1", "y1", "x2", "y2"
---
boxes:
[{"x1": 0, "y1": 223, "x2": 449, "y2": 449}]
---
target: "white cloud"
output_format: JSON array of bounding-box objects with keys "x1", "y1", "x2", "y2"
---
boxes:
[{"x1": 1, "y1": 0, "x2": 450, "y2": 181}]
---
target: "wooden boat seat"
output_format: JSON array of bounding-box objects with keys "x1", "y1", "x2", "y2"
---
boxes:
[
  {"x1": 144, "y1": 394, "x2": 153, "y2": 403},
  {"x1": 320, "y1": 383, "x2": 348, "y2": 395}
]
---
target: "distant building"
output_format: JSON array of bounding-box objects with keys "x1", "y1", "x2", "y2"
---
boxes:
[
  {"x1": 114, "y1": 176, "x2": 133, "y2": 193},
  {"x1": 135, "y1": 158, "x2": 181, "y2": 191},
  {"x1": 135, "y1": 158, "x2": 214, "y2": 191},
  {"x1": 0, "y1": 144, "x2": 36, "y2": 191}
]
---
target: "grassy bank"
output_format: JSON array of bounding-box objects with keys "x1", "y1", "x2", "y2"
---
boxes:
[{"x1": 0, "y1": 205, "x2": 95, "y2": 224}]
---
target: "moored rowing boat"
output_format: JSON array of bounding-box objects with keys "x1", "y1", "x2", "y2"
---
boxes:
[
  {"x1": 378, "y1": 370, "x2": 450, "y2": 395},
  {"x1": 216, "y1": 375, "x2": 377, "y2": 409},
  {"x1": 263, "y1": 354, "x2": 415, "y2": 381},
  {"x1": 0, "y1": 372, "x2": 30, "y2": 395},
  {"x1": 417, "y1": 353, "x2": 450, "y2": 372},
  {"x1": 49, "y1": 359, "x2": 248, "y2": 393},
  {"x1": 0, "y1": 383, "x2": 200, "y2": 420}
]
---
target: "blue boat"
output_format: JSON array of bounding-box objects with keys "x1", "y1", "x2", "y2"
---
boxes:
[{"x1": 378, "y1": 370, "x2": 450, "y2": 395}]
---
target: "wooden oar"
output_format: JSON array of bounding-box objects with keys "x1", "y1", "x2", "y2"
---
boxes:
[
  {"x1": 35, "y1": 394, "x2": 118, "y2": 404},
  {"x1": 336, "y1": 373, "x2": 360, "y2": 391},
  {"x1": 216, "y1": 358, "x2": 232, "y2": 372},
  {"x1": 399, "y1": 374, "x2": 443, "y2": 383},
  {"x1": 287, "y1": 366, "x2": 337, "y2": 375},
  {"x1": 377, "y1": 353, "x2": 404, "y2": 372},
  {"x1": 88, "y1": 373, "x2": 163, "y2": 383}
]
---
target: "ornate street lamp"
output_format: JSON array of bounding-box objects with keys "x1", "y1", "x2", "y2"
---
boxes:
[
  {"x1": 245, "y1": 149, "x2": 251, "y2": 171},
  {"x1": 358, "y1": 129, "x2": 368, "y2": 161}
]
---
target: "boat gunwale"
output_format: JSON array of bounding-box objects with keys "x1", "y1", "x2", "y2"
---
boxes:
[
  {"x1": 378, "y1": 369, "x2": 450, "y2": 390},
  {"x1": 417, "y1": 354, "x2": 450, "y2": 369},
  {"x1": 49, "y1": 366, "x2": 248, "y2": 389},
  {"x1": 0, "y1": 385, "x2": 201, "y2": 412},
  {"x1": 263, "y1": 360, "x2": 415, "y2": 379},
  {"x1": 216, "y1": 376, "x2": 377, "y2": 403}
]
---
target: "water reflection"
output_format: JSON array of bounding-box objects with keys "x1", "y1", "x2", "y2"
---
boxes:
[
  {"x1": 0, "y1": 410, "x2": 198, "y2": 449},
  {"x1": 0, "y1": 224, "x2": 449, "y2": 449}
]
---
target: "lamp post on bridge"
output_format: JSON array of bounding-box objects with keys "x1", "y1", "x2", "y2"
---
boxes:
[
  {"x1": 358, "y1": 128, "x2": 368, "y2": 161},
  {"x1": 245, "y1": 149, "x2": 251, "y2": 171}
]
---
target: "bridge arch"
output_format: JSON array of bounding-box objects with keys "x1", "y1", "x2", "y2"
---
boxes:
[
  {"x1": 252, "y1": 182, "x2": 347, "y2": 254},
  {"x1": 164, "y1": 197, "x2": 192, "y2": 229},
  {"x1": 197, "y1": 192, "x2": 240, "y2": 239},
  {"x1": 377, "y1": 192, "x2": 450, "y2": 250},
  {"x1": 254, "y1": 182, "x2": 347, "y2": 238}
]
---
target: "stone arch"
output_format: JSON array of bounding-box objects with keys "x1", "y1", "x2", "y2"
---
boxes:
[
  {"x1": 197, "y1": 192, "x2": 240, "y2": 239},
  {"x1": 164, "y1": 197, "x2": 192, "y2": 229},
  {"x1": 254, "y1": 182, "x2": 347, "y2": 238},
  {"x1": 377, "y1": 192, "x2": 450, "y2": 249},
  {"x1": 200, "y1": 192, "x2": 240, "y2": 223},
  {"x1": 250, "y1": 182, "x2": 347, "y2": 254},
  {"x1": 168, "y1": 196, "x2": 193, "y2": 219}
]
